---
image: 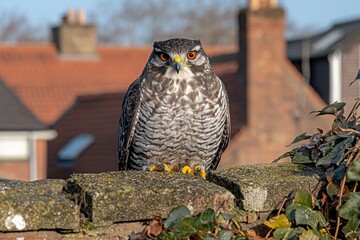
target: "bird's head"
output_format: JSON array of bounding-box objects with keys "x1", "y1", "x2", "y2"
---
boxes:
[{"x1": 149, "y1": 38, "x2": 209, "y2": 79}]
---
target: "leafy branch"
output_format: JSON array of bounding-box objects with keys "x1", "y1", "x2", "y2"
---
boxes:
[{"x1": 273, "y1": 98, "x2": 360, "y2": 239}]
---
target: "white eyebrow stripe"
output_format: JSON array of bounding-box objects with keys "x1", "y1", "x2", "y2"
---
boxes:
[
  {"x1": 192, "y1": 45, "x2": 201, "y2": 51},
  {"x1": 154, "y1": 47, "x2": 162, "y2": 52}
]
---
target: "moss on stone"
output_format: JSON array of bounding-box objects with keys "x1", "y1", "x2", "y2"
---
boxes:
[
  {"x1": 64, "y1": 171, "x2": 235, "y2": 226},
  {"x1": 0, "y1": 179, "x2": 80, "y2": 232},
  {"x1": 208, "y1": 163, "x2": 325, "y2": 212}
]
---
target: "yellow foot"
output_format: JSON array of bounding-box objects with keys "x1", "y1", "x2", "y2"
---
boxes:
[
  {"x1": 181, "y1": 165, "x2": 207, "y2": 179},
  {"x1": 149, "y1": 164, "x2": 171, "y2": 172},
  {"x1": 181, "y1": 165, "x2": 194, "y2": 175},
  {"x1": 150, "y1": 164, "x2": 206, "y2": 179},
  {"x1": 194, "y1": 166, "x2": 207, "y2": 179}
]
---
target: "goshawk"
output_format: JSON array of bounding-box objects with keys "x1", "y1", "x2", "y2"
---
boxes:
[{"x1": 117, "y1": 38, "x2": 230, "y2": 176}]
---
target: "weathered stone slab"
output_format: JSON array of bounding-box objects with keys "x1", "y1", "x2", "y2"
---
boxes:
[
  {"x1": 208, "y1": 163, "x2": 325, "y2": 212},
  {"x1": 64, "y1": 171, "x2": 235, "y2": 226},
  {"x1": 0, "y1": 179, "x2": 80, "y2": 232}
]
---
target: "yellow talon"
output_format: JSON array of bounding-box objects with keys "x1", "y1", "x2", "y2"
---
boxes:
[
  {"x1": 149, "y1": 166, "x2": 160, "y2": 171},
  {"x1": 163, "y1": 164, "x2": 172, "y2": 172},
  {"x1": 199, "y1": 170, "x2": 206, "y2": 179},
  {"x1": 171, "y1": 164, "x2": 180, "y2": 172},
  {"x1": 194, "y1": 166, "x2": 206, "y2": 179},
  {"x1": 181, "y1": 166, "x2": 193, "y2": 174},
  {"x1": 150, "y1": 164, "x2": 172, "y2": 172}
]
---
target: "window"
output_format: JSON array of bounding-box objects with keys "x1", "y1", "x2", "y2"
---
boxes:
[
  {"x1": 57, "y1": 134, "x2": 94, "y2": 167},
  {"x1": 0, "y1": 136, "x2": 28, "y2": 160}
]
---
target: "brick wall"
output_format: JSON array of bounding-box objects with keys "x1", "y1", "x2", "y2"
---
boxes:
[
  {"x1": 341, "y1": 43, "x2": 360, "y2": 105},
  {"x1": 0, "y1": 161, "x2": 30, "y2": 180}
]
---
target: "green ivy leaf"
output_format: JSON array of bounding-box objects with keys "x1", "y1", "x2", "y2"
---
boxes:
[
  {"x1": 338, "y1": 192, "x2": 360, "y2": 220},
  {"x1": 217, "y1": 230, "x2": 233, "y2": 240},
  {"x1": 172, "y1": 216, "x2": 201, "y2": 238},
  {"x1": 347, "y1": 160, "x2": 360, "y2": 182},
  {"x1": 287, "y1": 132, "x2": 311, "y2": 147},
  {"x1": 163, "y1": 205, "x2": 191, "y2": 229},
  {"x1": 312, "y1": 211, "x2": 327, "y2": 228},
  {"x1": 220, "y1": 212, "x2": 235, "y2": 221},
  {"x1": 292, "y1": 147, "x2": 313, "y2": 164},
  {"x1": 310, "y1": 101, "x2": 346, "y2": 116},
  {"x1": 349, "y1": 69, "x2": 360, "y2": 86},
  {"x1": 234, "y1": 237, "x2": 247, "y2": 240},
  {"x1": 316, "y1": 136, "x2": 354, "y2": 167},
  {"x1": 293, "y1": 191, "x2": 314, "y2": 208},
  {"x1": 204, "y1": 236, "x2": 218, "y2": 240},
  {"x1": 326, "y1": 182, "x2": 339, "y2": 198},
  {"x1": 158, "y1": 231, "x2": 176, "y2": 240},
  {"x1": 299, "y1": 230, "x2": 320, "y2": 240},
  {"x1": 273, "y1": 151, "x2": 294, "y2": 163},
  {"x1": 273, "y1": 227, "x2": 305, "y2": 240},
  {"x1": 342, "y1": 214, "x2": 360, "y2": 238},
  {"x1": 198, "y1": 208, "x2": 215, "y2": 225},
  {"x1": 286, "y1": 203, "x2": 326, "y2": 230}
]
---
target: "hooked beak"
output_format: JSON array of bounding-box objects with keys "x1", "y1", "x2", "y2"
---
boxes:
[{"x1": 173, "y1": 56, "x2": 182, "y2": 73}]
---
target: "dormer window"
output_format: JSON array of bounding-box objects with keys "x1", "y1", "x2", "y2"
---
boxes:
[{"x1": 57, "y1": 134, "x2": 94, "y2": 167}]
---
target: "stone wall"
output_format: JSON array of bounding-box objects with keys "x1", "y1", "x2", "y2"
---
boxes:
[{"x1": 0, "y1": 163, "x2": 325, "y2": 239}]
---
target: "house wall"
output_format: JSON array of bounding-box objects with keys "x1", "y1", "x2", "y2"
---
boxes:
[
  {"x1": 0, "y1": 160, "x2": 30, "y2": 180},
  {"x1": 47, "y1": 94, "x2": 121, "y2": 179},
  {"x1": 341, "y1": 43, "x2": 360, "y2": 105},
  {"x1": 310, "y1": 57, "x2": 330, "y2": 103},
  {"x1": 0, "y1": 139, "x2": 48, "y2": 181},
  {"x1": 289, "y1": 57, "x2": 330, "y2": 103},
  {"x1": 36, "y1": 139, "x2": 48, "y2": 179}
]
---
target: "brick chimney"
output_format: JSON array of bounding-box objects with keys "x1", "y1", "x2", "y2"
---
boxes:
[
  {"x1": 220, "y1": 0, "x2": 332, "y2": 167},
  {"x1": 52, "y1": 9, "x2": 97, "y2": 57},
  {"x1": 238, "y1": 0, "x2": 285, "y2": 127}
]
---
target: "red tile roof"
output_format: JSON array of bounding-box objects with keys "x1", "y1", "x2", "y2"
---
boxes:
[
  {"x1": 0, "y1": 44, "x2": 148, "y2": 125},
  {"x1": 0, "y1": 44, "x2": 236, "y2": 125}
]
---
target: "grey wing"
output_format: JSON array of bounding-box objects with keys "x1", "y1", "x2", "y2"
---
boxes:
[
  {"x1": 210, "y1": 84, "x2": 231, "y2": 170},
  {"x1": 117, "y1": 78, "x2": 141, "y2": 170}
]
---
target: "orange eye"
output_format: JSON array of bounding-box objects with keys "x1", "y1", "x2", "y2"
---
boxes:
[
  {"x1": 187, "y1": 51, "x2": 197, "y2": 60},
  {"x1": 159, "y1": 53, "x2": 169, "y2": 61}
]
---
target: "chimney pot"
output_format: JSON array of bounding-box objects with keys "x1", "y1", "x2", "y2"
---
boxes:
[
  {"x1": 76, "y1": 9, "x2": 85, "y2": 25},
  {"x1": 64, "y1": 9, "x2": 75, "y2": 25},
  {"x1": 249, "y1": 0, "x2": 277, "y2": 10}
]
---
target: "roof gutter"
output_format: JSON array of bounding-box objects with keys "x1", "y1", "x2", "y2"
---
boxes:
[
  {"x1": 28, "y1": 130, "x2": 57, "y2": 181},
  {"x1": 0, "y1": 130, "x2": 57, "y2": 139}
]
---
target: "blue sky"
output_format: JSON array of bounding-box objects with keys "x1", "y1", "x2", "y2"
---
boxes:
[{"x1": 1, "y1": 0, "x2": 360, "y2": 36}]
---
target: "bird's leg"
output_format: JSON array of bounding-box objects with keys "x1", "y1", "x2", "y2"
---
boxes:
[
  {"x1": 180, "y1": 165, "x2": 206, "y2": 179},
  {"x1": 149, "y1": 163, "x2": 171, "y2": 172},
  {"x1": 149, "y1": 163, "x2": 206, "y2": 179},
  {"x1": 193, "y1": 166, "x2": 207, "y2": 179},
  {"x1": 181, "y1": 165, "x2": 194, "y2": 175}
]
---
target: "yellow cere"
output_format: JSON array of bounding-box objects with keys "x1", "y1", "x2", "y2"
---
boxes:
[{"x1": 173, "y1": 55, "x2": 183, "y2": 64}]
